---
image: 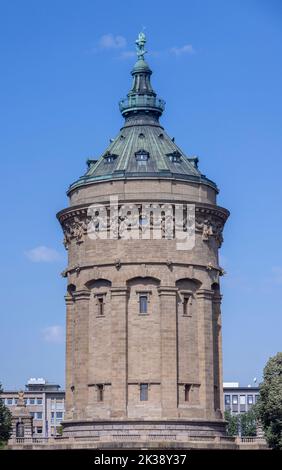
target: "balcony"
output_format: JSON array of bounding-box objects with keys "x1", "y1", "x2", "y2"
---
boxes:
[{"x1": 119, "y1": 95, "x2": 165, "y2": 113}]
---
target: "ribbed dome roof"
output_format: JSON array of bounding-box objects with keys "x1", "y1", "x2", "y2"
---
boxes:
[{"x1": 68, "y1": 33, "x2": 217, "y2": 194}]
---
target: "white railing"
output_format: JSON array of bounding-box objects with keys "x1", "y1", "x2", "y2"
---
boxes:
[
  {"x1": 10, "y1": 437, "x2": 51, "y2": 444},
  {"x1": 237, "y1": 436, "x2": 266, "y2": 443}
]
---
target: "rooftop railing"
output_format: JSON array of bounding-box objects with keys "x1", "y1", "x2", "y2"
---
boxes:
[{"x1": 119, "y1": 95, "x2": 165, "y2": 112}]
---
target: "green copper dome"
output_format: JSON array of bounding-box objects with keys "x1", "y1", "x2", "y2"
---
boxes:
[{"x1": 68, "y1": 33, "x2": 217, "y2": 194}]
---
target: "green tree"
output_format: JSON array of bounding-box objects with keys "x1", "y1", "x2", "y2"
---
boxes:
[
  {"x1": 224, "y1": 410, "x2": 239, "y2": 436},
  {"x1": 0, "y1": 383, "x2": 12, "y2": 443},
  {"x1": 256, "y1": 352, "x2": 282, "y2": 449},
  {"x1": 240, "y1": 408, "x2": 257, "y2": 437}
]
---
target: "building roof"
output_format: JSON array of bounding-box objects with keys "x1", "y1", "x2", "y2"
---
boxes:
[{"x1": 68, "y1": 33, "x2": 217, "y2": 194}]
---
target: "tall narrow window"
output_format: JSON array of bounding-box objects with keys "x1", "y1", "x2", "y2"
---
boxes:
[
  {"x1": 225, "y1": 394, "x2": 231, "y2": 405},
  {"x1": 97, "y1": 384, "x2": 104, "y2": 402},
  {"x1": 183, "y1": 297, "x2": 189, "y2": 316},
  {"x1": 247, "y1": 395, "x2": 253, "y2": 406},
  {"x1": 97, "y1": 296, "x2": 104, "y2": 316},
  {"x1": 184, "y1": 384, "x2": 191, "y2": 402},
  {"x1": 140, "y1": 384, "x2": 148, "y2": 401},
  {"x1": 139, "y1": 295, "x2": 148, "y2": 314}
]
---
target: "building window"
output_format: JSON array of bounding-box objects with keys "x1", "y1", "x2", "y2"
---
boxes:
[
  {"x1": 103, "y1": 152, "x2": 118, "y2": 163},
  {"x1": 232, "y1": 395, "x2": 238, "y2": 405},
  {"x1": 56, "y1": 412, "x2": 63, "y2": 420},
  {"x1": 37, "y1": 427, "x2": 43, "y2": 434},
  {"x1": 166, "y1": 151, "x2": 182, "y2": 163},
  {"x1": 29, "y1": 398, "x2": 35, "y2": 405},
  {"x1": 240, "y1": 395, "x2": 246, "y2": 404},
  {"x1": 56, "y1": 399, "x2": 64, "y2": 409},
  {"x1": 37, "y1": 398, "x2": 42, "y2": 405},
  {"x1": 135, "y1": 149, "x2": 149, "y2": 162},
  {"x1": 240, "y1": 394, "x2": 246, "y2": 411},
  {"x1": 232, "y1": 395, "x2": 238, "y2": 412},
  {"x1": 139, "y1": 295, "x2": 148, "y2": 314},
  {"x1": 36, "y1": 412, "x2": 42, "y2": 419},
  {"x1": 97, "y1": 385, "x2": 104, "y2": 402},
  {"x1": 183, "y1": 297, "x2": 188, "y2": 316},
  {"x1": 225, "y1": 395, "x2": 231, "y2": 405},
  {"x1": 183, "y1": 296, "x2": 192, "y2": 316},
  {"x1": 247, "y1": 395, "x2": 253, "y2": 405},
  {"x1": 255, "y1": 394, "x2": 259, "y2": 403},
  {"x1": 6, "y1": 398, "x2": 13, "y2": 405},
  {"x1": 140, "y1": 384, "x2": 148, "y2": 401},
  {"x1": 184, "y1": 384, "x2": 191, "y2": 402},
  {"x1": 97, "y1": 296, "x2": 105, "y2": 316}
]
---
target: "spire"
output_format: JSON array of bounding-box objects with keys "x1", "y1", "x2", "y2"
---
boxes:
[{"x1": 119, "y1": 33, "x2": 165, "y2": 120}]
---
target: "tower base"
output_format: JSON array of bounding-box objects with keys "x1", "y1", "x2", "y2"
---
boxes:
[{"x1": 60, "y1": 419, "x2": 232, "y2": 447}]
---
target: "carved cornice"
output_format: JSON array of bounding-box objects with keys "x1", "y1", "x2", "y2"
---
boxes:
[
  {"x1": 57, "y1": 202, "x2": 229, "y2": 250},
  {"x1": 62, "y1": 261, "x2": 224, "y2": 277}
]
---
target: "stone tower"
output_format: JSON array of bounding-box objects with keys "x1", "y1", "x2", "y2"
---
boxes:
[{"x1": 57, "y1": 33, "x2": 229, "y2": 445}]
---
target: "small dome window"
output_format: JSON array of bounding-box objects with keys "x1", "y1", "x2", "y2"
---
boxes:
[
  {"x1": 135, "y1": 149, "x2": 149, "y2": 162},
  {"x1": 138, "y1": 133, "x2": 145, "y2": 139},
  {"x1": 166, "y1": 151, "x2": 182, "y2": 163},
  {"x1": 103, "y1": 152, "x2": 118, "y2": 163}
]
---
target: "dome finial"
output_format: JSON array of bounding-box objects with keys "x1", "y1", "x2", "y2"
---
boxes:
[{"x1": 135, "y1": 31, "x2": 147, "y2": 60}]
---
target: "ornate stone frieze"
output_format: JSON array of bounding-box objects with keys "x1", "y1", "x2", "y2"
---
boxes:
[
  {"x1": 59, "y1": 208, "x2": 90, "y2": 249},
  {"x1": 58, "y1": 203, "x2": 228, "y2": 249}
]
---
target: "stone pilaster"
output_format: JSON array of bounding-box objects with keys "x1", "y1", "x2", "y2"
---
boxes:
[
  {"x1": 158, "y1": 286, "x2": 178, "y2": 418},
  {"x1": 72, "y1": 289, "x2": 90, "y2": 420},
  {"x1": 65, "y1": 294, "x2": 75, "y2": 419},
  {"x1": 212, "y1": 289, "x2": 223, "y2": 414},
  {"x1": 110, "y1": 287, "x2": 128, "y2": 418},
  {"x1": 196, "y1": 288, "x2": 215, "y2": 419}
]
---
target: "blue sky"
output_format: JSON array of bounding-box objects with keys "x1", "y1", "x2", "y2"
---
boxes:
[{"x1": 0, "y1": 0, "x2": 281, "y2": 389}]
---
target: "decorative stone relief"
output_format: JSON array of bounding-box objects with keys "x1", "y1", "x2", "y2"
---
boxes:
[
  {"x1": 195, "y1": 213, "x2": 225, "y2": 247},
  {"x1": 196, "y1": 219, "x2": 213, "y2": 241},
  {"x1": 58, "y1": 203, "x2": 227, "y2": 249},
  {"x1": 61, "y1": 212, "x2": 91, "y2": 249},
  {"x1": 115, "y1": 259, "x2": 122, "y2": 270}
]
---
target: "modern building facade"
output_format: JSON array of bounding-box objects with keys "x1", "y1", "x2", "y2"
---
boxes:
[
  {"x1": 223, "y1": 382, "x2": 259, "y2": 416},
  {"x1": 56, "y1": 32, "x2": 230, "y2": 445},
  {"x1": 3, "y1": 378, "x2": 65, "y2": 437}
]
